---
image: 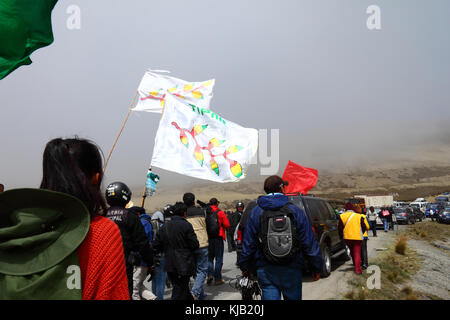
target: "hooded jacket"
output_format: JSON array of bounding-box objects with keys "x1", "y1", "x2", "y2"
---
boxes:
[
  {"x1": 186, "y1": 205, "x2": 209, "y2": 248},
  {"x1": 238, "y1": 194, "x2": 323, "y2": 273}
]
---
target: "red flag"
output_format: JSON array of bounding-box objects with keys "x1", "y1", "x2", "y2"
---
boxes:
[{"x1": 282, "y1": 160, "x2": 318, "y2": 194}]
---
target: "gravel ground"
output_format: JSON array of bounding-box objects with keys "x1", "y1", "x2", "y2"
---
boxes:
[{"x1": 407, "y1": 237, "x2": 450, "y2": 300}]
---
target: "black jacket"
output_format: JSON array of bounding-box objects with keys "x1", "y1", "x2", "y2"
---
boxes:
[
  {"x1": 228, "y1": 210, "x2": 242, "y2": 231},
  {"x1": 105, "y1": 206, "x2": 154, "y2": 267},
  {"x1": 153, "y1": 215, "x2": 200, "y2": 276}
]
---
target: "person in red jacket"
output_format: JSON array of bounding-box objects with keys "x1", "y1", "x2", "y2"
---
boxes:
[{"x1": 206, "y1": 198, "x2": 230, "y2": 285}]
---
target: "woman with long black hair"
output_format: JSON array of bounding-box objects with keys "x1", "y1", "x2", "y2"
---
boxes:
[{"x1": 0, "y1": 137, "x2": 130, "y2": 300}]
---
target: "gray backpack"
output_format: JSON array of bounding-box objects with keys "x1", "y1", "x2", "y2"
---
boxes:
[{"x1": 258, "y1": 204, "x2": 301, "y2": 265}]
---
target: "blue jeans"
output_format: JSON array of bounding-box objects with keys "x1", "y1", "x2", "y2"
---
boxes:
[
  {"x1": 208, "y1": 237, "x2": 224, "y2": 280},
  {"x1": 191, "y1": 247, "x2": 208, "y2": 299},
  {"x1": 256, "y1": 266, "x2": 303, "y2": 300},
  {"x1": 152, "y1": 254, "x2": 166, "y2": 300},
  {"x1": 382, "y1": 218, "x2": 389, "y2": 231}
]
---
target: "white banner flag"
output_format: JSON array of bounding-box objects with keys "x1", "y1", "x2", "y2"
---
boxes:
[
  {"x1": 151, "y1": 94, "x2": 258, "y2": 182},
  {"x1": 132, "y1": 69, "x2": 215, "y2": 113}
]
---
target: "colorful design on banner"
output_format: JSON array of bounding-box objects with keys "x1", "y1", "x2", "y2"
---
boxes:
[
  {"x1": 171, "y1": 122, "x2": 243, "y2": 178},
  {"x1": 139, "y1": 80, "x2": 213, "y2": 108}
]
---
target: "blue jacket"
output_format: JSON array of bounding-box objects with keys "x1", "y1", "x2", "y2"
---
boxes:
[
  {"x1": 138, "y1": 214, "x2": 153, "y2": 266},
  {"x1": 238, "y1": 194, "x2": 323, "y2": 273}
]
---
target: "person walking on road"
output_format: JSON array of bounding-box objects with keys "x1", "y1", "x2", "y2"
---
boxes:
[
  {"x1": 151, "y1": 210, "x2": 167, "y2": 300},
  {"x1": 206, "y1": 198, "x2": 230, "y2": 286},
  {"x1": 152, "y1": 202, "x2": 199, "y2": 300},
  {"x1": 105, "y1": 182, "x2": 155, "y2": 298},
  {"x1": 238, "y1": 175, "x2": 323, "y2": 300},
  {"x1": 366, "y1": 206, "x2": 378, "y2": 237},
  {"x1": 183, "y1": 192, "x2": 209, "y2": 300},
  {"x1": 338, "y1": 202, "x2": 369, "y2": 275},
  {"x1": 380, "y1": 207, "x2": 390, "y2": 232},
  {"x1": 128, "y1": 206, "x2": 157, "y2": 300},
  {"x1": 360, "y1": 211, "x2": 370, "y2": 270}
]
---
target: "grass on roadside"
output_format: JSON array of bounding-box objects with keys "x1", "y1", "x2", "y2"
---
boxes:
[
  {"x1": 344, "y1": 234, "x2": 422, "y2": 300},
  {"x1": 402, "y1": 221, "x2": 450, "y2": 244}
]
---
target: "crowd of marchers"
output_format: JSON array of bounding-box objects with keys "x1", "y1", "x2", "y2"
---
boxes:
[{"x1": 0, "y1": 137, "x2": 379, "y2": 300}]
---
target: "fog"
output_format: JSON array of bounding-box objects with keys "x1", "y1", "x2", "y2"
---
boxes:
[{"x1": 1, "y1": 0, "x2": 449, "y2": 191}]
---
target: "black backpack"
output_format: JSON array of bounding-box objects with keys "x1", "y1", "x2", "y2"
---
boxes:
[
  {"x1": 205, "y1": 207, "x2": 221, "y2": 237},
  {"x1": 257, "y1": 203, "x2": 301, "y2": 265}
]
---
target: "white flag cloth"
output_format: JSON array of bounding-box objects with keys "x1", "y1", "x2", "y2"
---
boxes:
[
  {"x1": 132, "y1": 69, "x2": 215, "y2": 113},
  {"x1": 151, "y1": 94, "x2": 258, "y2": 183}
]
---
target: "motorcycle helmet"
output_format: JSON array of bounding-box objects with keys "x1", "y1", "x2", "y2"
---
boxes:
[
  {"x1": 236, "y1": 201, "x2": 245, "y2": 209},
  {"x1": 105, "y1": 181, "x2": 132, "y2": 207}
]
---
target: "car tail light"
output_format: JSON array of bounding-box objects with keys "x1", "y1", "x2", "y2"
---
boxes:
[{"x1": 401, "y1": 213, "x2": 407, "y2": 216}]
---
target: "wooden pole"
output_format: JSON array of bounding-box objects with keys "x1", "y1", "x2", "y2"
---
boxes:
[{"x1": 103, "y1": 91, "x2": 138, "y2": 174}]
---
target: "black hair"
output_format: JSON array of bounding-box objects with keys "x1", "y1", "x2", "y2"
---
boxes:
[
  {"x1": 209, "y1": 198, "x2": 219, "y2": 206},
  {"x1": 172, "y1": 202, "x2": 187, "y2": 217},
  {"x1": 183, "y1": 192, "x2": 195, "y2": 206},
  {"x1": 263, "y1": 175, "x2": 287, "y2": 194},
  {"x1": 40, "y1": 137, "x2": 107, "y2": 217}
]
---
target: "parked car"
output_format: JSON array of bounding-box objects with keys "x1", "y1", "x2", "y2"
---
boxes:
[
  {"x1": 409, "y1": 206, "x2": 424, "y2": 222},
  {"x1": 394, "y1": 207, "x2": 416, "y2": 225},
  {"x1": 287, "y1": 194, "x2": 351, "y2": 277},
  {"x1": 437, "y1": 207, "x2": 450, "y2": 224},
  {"x1": 425, "y1": 203, "x2": 444, "y2": 221},
  {"x1": 435, "y1": 195, "x2": 449, "y2": 203}
]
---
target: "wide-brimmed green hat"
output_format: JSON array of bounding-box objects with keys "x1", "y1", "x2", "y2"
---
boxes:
[{"x1": 0, "y1": 188, "x2": 90, "y2": 276}]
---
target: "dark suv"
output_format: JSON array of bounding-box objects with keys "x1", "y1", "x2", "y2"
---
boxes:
[
  {"x1": 287, "y1": 194, "x2": 350, "y2": 277},
  {"x1": 409, "y1": 206, "x2": 424, "y2": 222}
]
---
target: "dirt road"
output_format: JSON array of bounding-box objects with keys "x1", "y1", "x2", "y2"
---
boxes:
[{"x1": 150, "y1": 226, "x2": 397, "y2": 300}]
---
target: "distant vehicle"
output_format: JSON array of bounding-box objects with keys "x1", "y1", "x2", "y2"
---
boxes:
[
  {"x1": 408, "y1": 206, "x2": 424, "y2": 222},
  {"x1": 425, "y1": 203, "x2": 444, "y2": 221},
  {"x1": 435, "y1": 195, "x2": 449, "y2": 203},
  {"x1": 288, "y1": 194, "x2": 351, "y2": 277},
  {"x1": 409, "y1": 201, "x2": 428, "y2": 212},
  {"x1": 354, "y1": 195, "x2": 394, "y2": 209},
  {"x1": 394, "y1": 201, "x2": 408, "y2": 208},
  {"x1": 437, "y1": 207, "x2": 450, "y2": 224},
  {"x1": 414, "y1": 198, "x2": 426, "y2": 202},
  {"x1": 394, "y1": 207, "x2": 416, "y2": 225}
]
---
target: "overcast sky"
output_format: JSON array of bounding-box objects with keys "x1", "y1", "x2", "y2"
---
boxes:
[{"x1": 1, "y1": 0, "x2": 449, "y2": 190}]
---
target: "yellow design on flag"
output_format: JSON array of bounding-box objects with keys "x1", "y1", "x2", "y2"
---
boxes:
[
  {"x1": 133, "y1": 70, "x2": 215, "y2": 113},
  {"x1": 151, "y1": 94, "x2": 258, "y2": 183}
]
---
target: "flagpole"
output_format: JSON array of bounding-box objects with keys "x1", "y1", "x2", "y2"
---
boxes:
[{"x1": 103, "y1": 91, "x2": 138, "y2": 174}]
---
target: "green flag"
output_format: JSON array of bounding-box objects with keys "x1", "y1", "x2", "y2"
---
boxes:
[{"x1": 0, "y1": 0, "x2": 58, "y2": 80}]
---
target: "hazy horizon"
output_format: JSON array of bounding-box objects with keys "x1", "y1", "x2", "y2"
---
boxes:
[{"x1": 1, "y1": 0, "x2": 449, "y2": 192}]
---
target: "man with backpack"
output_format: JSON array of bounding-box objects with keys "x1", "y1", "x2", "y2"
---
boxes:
[
  {"x1": 128, "y1": 206, "x2": 157, "y2": 300},
  {"x1": 104, "y1": 182, "x2": 155, "y2": 299},
  {"x1": 206, "y1": 198, "x2": 230, "y2": 286},
  {"x1": 238, "y1": 175, "x2": 323, "y2": 300},
  {"x1": 183, "y1": 192, "x2": 209, "y2": 300}
]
